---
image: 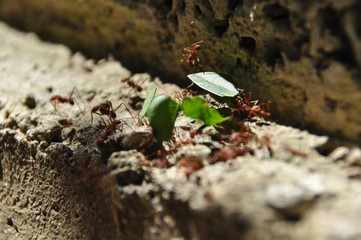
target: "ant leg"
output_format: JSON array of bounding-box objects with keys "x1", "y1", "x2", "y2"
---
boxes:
[
  {"x1": 71, "y1": 87, "x2": 87, "y2": 116},
  {"x1": 122, "y1": 103, "x2": 135, "y2": 119},
  {"x1": 113, "y1": 102, "x2": 134, "y2": 128},
  {"x1": 51, "y1": 101, "x2": 58, "y2": 111},
  {"x1": 186, "y1": 82, "x2": 194, "y2": 89},
  {"x1": 192, "y1": 40, "x2": 205, "y2": 46}
]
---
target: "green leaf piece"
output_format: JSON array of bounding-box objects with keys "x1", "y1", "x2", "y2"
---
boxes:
[
  {"x1": 182, "y1": 97, "x2": 228, "y2": 126},
  {"x1": 140, "y1": 88, "x2": 157, "y2": 117},
  {"x1": 187, "y1": 72, "x2": 238, "y2": 97},
  {"x1": 147, "y1": 95, "x2": 180, "y2": 142}
]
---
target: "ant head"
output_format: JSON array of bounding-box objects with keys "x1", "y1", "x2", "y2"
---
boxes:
[
  {"x1": 110, "y1": 112, "x2": 116, "y2": 119},
  {"x1": 91, "y1": 106, "x2": 99, "y2": 112},
  {"x1": 121, "y1": 77, "x2": 130, "y2": 83}
]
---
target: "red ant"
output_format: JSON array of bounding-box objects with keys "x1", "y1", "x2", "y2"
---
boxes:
[
  {"x1": 210, "y1": 145, "x2": 253, "y2": 163},
  {"x1": 50, "y1": 88, "x2": 85, "y2": 115},
  {"x1": 121, "y1": 77, "x2": 142, "y2": 92},
  {"x1": 230, "y1": 131, "x2": 254, "y2": 145},
  {"x1": 50, "y1": 88, "x2": 76, "y2": 109},
  {"x1": 181, "y1": 21, "x2": 205, "y2": 69},
  {"x1": 178, "y1": 156, "x2": 204, "y2": 178},
  {"x1": 91, "y1": 101, "x2": 131, "y2": 123},
  {"x1": 152, "y1": 142, "x2": 175, "y2": 168},
  {"x1": 181, "y1": 40, "x2": 204, "y2": 68},
  {"x1": 50, "y1": 94, "x2": 74, "y2": 106},
  {"x1": 174, "y1": 88, "x2": 197, "y2": 102},
  {"x1": 91, "y1": 101, "x2": 115, "y2": 121},
  {"x1": 232, "y1": 91, "x2": 271, "y2": 120},
  {"x1": 174, "y1": 139, "x2": 196, "y2": 148},
  {"x1": 97, "y1": 118, "x2": 124, "y2": 145}
]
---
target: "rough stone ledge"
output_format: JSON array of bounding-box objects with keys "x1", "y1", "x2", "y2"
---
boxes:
[
  {"x1": 1, "y1": 21, "x2": 361, "y2": 240},
  {"x1": 0, "y1": 0, "x2": 360, "y2": 144}
]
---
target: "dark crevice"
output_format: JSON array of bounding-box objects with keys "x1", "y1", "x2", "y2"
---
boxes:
[
  {"x1": 236, "y1": 58, "x2": 242, "y2": 68},
  {"x1": 228, "y1": 0, "x2": 243, "y2": 10},
  {"x1": 239, "y1": 37, "x2": 256, "y2": 51},
  {"x1": 168, "y1": 13, "x2": 178, "y2": 28},
  {"x1": 263, "y1": 2, "x2": 290, "y2": 20},
  {"x1": 148, "y1": 0, "x2": 173, "y2": 15},
  {"x1": 263, "y1": 41, "x2": 282, "y2": 67},
  {"x1": 315, "y1": 7, "x2": 356, "y2": 67},
  {"x1": 115, "y1": 169, "x2": 145, "y2": 186},
  {"x1": 7, "y1": 218, "x2": 19, "y2": 232},
  {"x1": 195, "y1": 4, "x2": 203, "y2": 16},
  {"x1": 214, "y1": 24, "x2": 228, "y2": 38}
]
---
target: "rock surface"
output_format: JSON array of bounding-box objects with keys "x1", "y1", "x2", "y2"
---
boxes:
[
  {"x1": 0, "y1": 0, "x2": 360, "y2": 144},
  {"x1": 1, "y1": 22, "x2": 361, "y2": 240}
]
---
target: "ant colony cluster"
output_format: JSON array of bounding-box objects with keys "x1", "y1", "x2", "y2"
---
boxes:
[
  {"x1": 45, "y1": 19, "x2": 281, "y2": 181},
  {"x1": 49, "y1": 80, "x2": 136, "y2": 146}
]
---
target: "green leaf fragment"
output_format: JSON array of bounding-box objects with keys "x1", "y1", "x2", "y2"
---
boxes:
[
  {"x1": 147, "y1": 95, "x2": 180, "y2": 142},
  {"x1": 182, "y1": 97, "x2": 228, "y2": 126},
  {"x1": 140, "y1": 88, "x2": 157, "y2": 117},
  {"x1": 187, "y1": 72, "x2": 238, "y2": 97}
]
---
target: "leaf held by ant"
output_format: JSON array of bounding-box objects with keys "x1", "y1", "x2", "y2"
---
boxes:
[
  {"x1": 182, "y1": 97, "x2": 228, "y2": 126},
  {"x1": 140, "y1": 88, "x2": 157, "y2": 118},
  {"x1": 187, "y1": 72, "x2": 238, "y2": 97},
  {"x1": 146, "y1": 95, "x2": 180, "y2": 142}
]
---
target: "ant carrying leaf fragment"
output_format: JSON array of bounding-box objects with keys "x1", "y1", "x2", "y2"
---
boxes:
[{"x1": 232, "y1": 91, "x2": 271, "y2": 120}]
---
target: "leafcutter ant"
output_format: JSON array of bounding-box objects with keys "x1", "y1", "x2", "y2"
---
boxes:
[
  {"x1": 181, "y1": 21, "x2": 205, "y2": 69},
  {"x1": 230, "y1": 130, "x2": 255, "y2": 146},
  {"x1": 91, "y1": 101, "x2": 132, "y2": 124},
  {"x1": 91, "y1": 101, "x2": 116, "y2": 122},
  {"x1": 50, "y1": 88, "x2": 76, "y2": 109},
  {"x1": 121, "y1": 77, "x2": 142, "y2": 92},
  {"x1": 50, "y1": 87, "x2": 85, "y2": 118},
  {"x1": 174, "y1": 88, "x2": 197, "y2": 102},
  {"x1": 210, "y1": 145, "x2": 253, "y2": 163},
  {"x1": 97, "y1": 118, "x2": 124, "y2": 145},
  {"x1": 232, "y1": 91, "x2": 271, "y2": 120},
  {"x1": 177, "y1": 156, "x2": 204, "y2": 178}
]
